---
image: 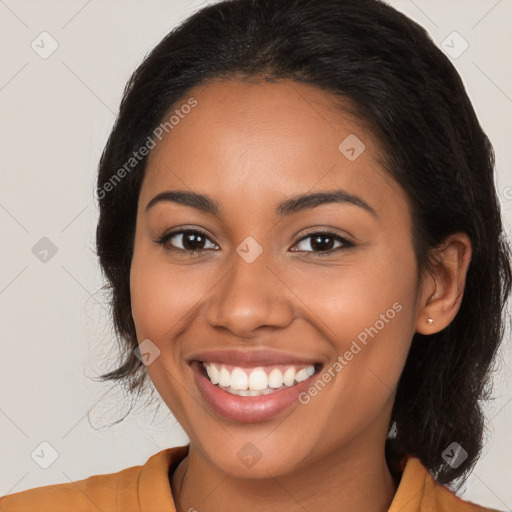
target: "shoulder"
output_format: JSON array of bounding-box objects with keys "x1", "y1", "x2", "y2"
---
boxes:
[
  {"x1": 0, "y1": 445, "x2": 189, "y2": 512},
  {"x1": 391, "y1": 455, "x2": 505, "y2": 512},
  {"x1": 430, "y1": 477, "x2": 504, "y2": 512},
  {"x1": 0, "y1": 462, "x2": 143, "y2": 512}
]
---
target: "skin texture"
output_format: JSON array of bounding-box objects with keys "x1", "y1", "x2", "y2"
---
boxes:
[{"x1": 129, "y1": 79, "x2": 472, "y2": 512}]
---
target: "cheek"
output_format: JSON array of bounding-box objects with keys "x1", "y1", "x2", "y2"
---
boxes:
[
  {"x1": 129, "y1": 251, "x2": 205, "y2": 341},
  {"x1": 129, "y1": 249, "x2": 202, "y2": 425},
  {"x1": 320, "y1": 305, "x2": 413, "y2": 442},
  {"x1": 290, "y1": 241, "x2": 415, "y2": 341},
  {"x1": 292, "y1": 242, "x2": 417, "y2": 413}
]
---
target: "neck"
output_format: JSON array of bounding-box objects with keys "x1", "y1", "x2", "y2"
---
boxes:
[{"x1": 171, "y1": 438, "x2": 397, "y2": 512}]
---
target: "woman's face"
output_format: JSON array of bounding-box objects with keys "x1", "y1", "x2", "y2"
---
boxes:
[{"x1": 130, "y1": 79, "x2": 425, "y2": 477}]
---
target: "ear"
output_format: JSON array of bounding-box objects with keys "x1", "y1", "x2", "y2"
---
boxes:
[{"x1": 415, "y1": 232, "x2": 472, "y2": 335}]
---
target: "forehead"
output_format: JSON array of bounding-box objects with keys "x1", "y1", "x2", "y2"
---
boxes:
[{"x1": 141, "y1": 79, "x2": 409, "y2": 220}]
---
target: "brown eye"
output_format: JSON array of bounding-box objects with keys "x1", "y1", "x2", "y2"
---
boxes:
[
  {"x1": 291, "y1": 231, "x2": 354, "y2": 255},
  {"x1": 156, "y1": 229, "x2": 219, "y2": 255},
  {"x1": 155, "y1": 228, "x2": 353, "y2": 257}
]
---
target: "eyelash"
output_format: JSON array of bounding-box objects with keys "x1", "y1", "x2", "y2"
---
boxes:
[{"x1": 154, "y1": 228, "x2": 354, "y2": 257}]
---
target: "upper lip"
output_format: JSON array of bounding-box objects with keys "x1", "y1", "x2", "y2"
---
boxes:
[{"x1": 186, "y1": 349, "x2": 322, "y2": 367}]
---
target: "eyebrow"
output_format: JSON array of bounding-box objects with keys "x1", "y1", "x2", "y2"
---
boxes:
[{"x1": 145, "y1": 189, "x2": 377, "y2": 218}]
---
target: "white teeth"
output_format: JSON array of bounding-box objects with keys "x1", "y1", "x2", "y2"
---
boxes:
[
  {"x1": 206, "y1": 363, "x2": 220, "y2": 385},
  {"x1": 230, "y1": 367, "x2": 248, "y2": 390},
  {"x1": 283, "y1": 367, "x2": 296, "y2": 386},
  {"x1": 295, "y1": 367, "x2": 308, "y2": 383},
  {"x1": 224, "y1": 385, "x2": 286, "y2": 396},
  {"x1": 218, "y1": 366, "x2": 231, "y2": 387},
  {"x1": 202, "y1": 362, "x2": 317, "y2": 394},
  {"x1": 268, "y1": 368, "x2": 283, "y2": 389},
  {"x1": 248, "y1": 368, "x2": 268, "y2": 390}
]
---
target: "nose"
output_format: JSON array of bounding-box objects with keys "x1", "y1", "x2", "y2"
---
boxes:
[{"x1": 204, "y1": 250, "x2": 295, "y2": 338}]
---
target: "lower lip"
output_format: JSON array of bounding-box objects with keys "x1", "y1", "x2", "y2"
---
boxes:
[{"x1": 190, "y1": 361, "x2": 319, "y2": 423}]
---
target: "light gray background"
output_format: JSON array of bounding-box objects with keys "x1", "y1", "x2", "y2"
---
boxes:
[{"x1": 0, "y1": 0, "x2": 511, "y2": 509}]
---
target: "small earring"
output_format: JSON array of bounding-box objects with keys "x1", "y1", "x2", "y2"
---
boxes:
[{"x1": 427, "y1": 317, "x2": 434, "y2": 325}]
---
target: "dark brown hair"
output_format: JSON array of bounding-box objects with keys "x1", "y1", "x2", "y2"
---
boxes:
[{"x1": 94, "y1": 0, "x2": 512, "y2": 487}]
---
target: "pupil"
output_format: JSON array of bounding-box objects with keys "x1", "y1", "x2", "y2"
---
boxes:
[
  {"x1": 184, "y1": 233, "x2": 204, "y2": 251},
  {"x1": 181, "y1": 233, "x2": 334, "y2": 252},
  {"x1": 312, "y1": 234, "x2": 333, "y2": 251}
]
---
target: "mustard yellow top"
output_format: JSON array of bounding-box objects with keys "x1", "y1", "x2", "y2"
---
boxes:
[{"x1": 0, "y1": 445, "x2": 503, "y2": 511}]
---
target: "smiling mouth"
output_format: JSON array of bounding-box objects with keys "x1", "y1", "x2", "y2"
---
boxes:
[{"x1": 197, "y1": 361, "x2": 323, "y2": 396}]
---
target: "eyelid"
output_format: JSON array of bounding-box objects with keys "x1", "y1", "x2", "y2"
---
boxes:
[{"x1": 294, "y1": 226, "x2": 355, "y2": 243}]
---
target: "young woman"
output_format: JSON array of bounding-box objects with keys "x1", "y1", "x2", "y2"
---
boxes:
[{"x1": 1, "y1": 0, "x2": 510, "y2": 510}]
